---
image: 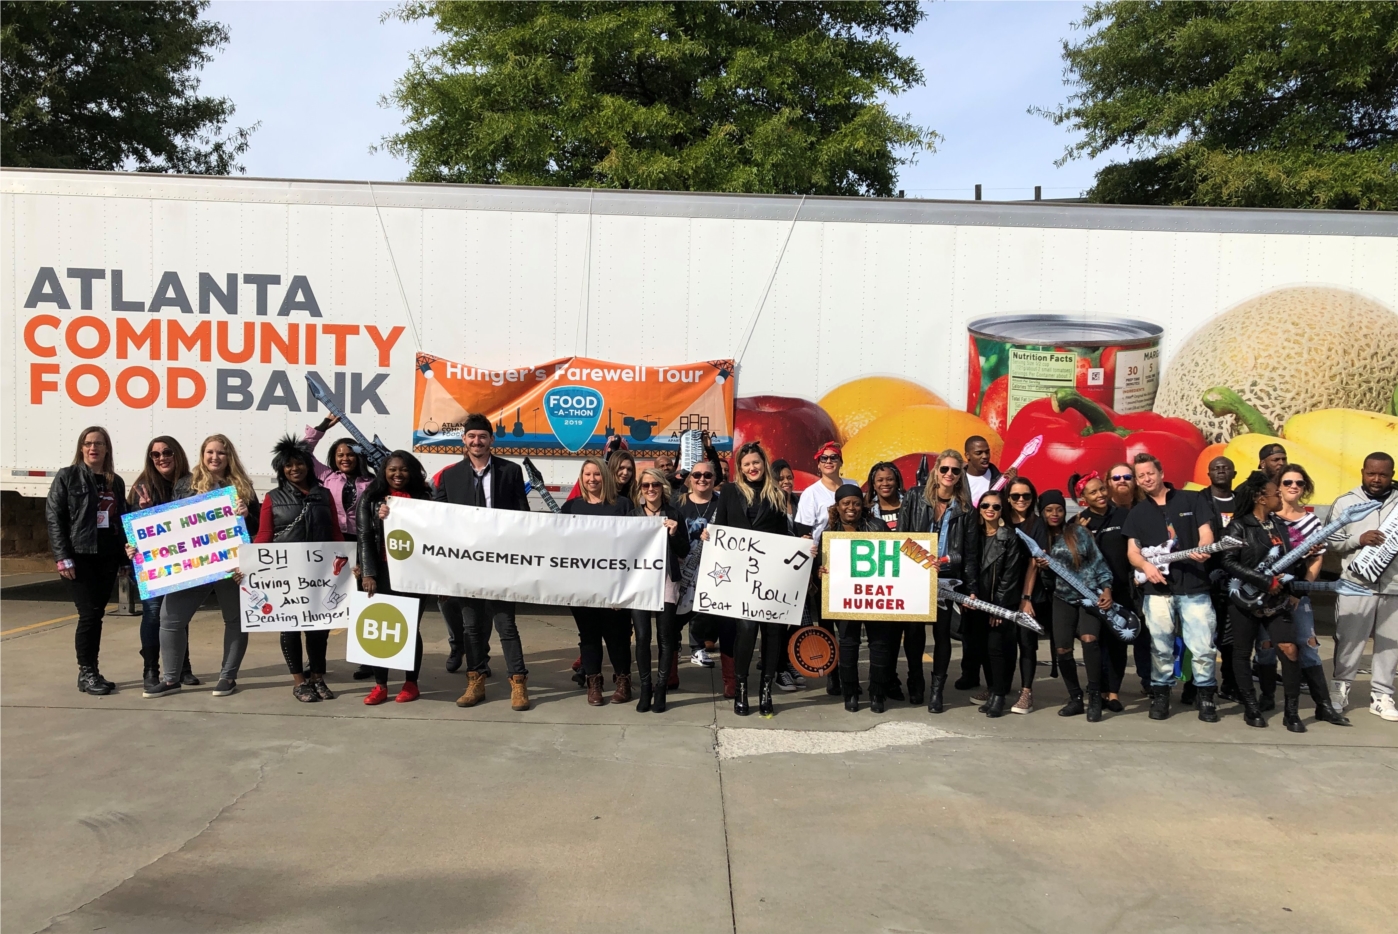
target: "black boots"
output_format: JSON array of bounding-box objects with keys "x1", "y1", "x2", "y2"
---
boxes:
[
  {"x1": 1303, "y1": 666, "x2": 1350, "y2": 726},
  {"x1": 636, "y1": 676, "x2": 653, "y2": 713},
  {"x1": 758, "y1": 676, "x2": 774, "y2": 716},
  {"x1": 1058, "y1": 690, "x2": 1085, "y2": 717},
  {"x1": 180, "y1": 651, "x2": 200, "y2": 686},
  {"x1": 907, "y1": 672, "x2": 925, "y2": 707},
  {"x1": 1240, "y1": 687, "x2": 1267, "y2": 728},
  {"x1": 1283, "y1": 693, "x2": 1306, "y2": 733},
  {"x1": 1196, "y1": 686, "x2": 1219, "y2": 723},
  {"x1": 139, "y1": 645, "x2": 160, "y2": 695},
  {"x1": 142, "y1": 666, "x2": 160, "y2": 694},
  {"x1": 77, "y1": 665, "x2": 112, "y2": 696},
  {"x1": 844, "y1": 685, "x2": 859, "y2": 712},
  {"x1": 734, "y1": 677, "x2": 750, "y2": 716},
  {"x1": 1149, "y1": 685, "x2": 1171, "y2": 720},
  {"x1": 1255, "y1": 663, "x2": 1278, "y2": 712},
  {"x1": 651, "y1": 683, "x2": 668, "y2": 713},
  {"x1": 985, "y1": 694, "x2": 1006, "y2": 718},
  {"x1": 870, "y1": 688, "x2": 887, "y2": 714},
  {"x1": 884, "y1": 678, "x2": 905, "y2": 702},
  {"x1": 1181, "y1": 681, "x2": 1197, "y2": 707},
  {"x1": 927, "y1": 674, "x2": 946, "y2": 714},
  {"x1": 953, "y1": 673, "x2": 979, "y2": 691},
  {"x1": 1085, "y1": 688, "x2": 1103, "y2": 723},
  {"x1": 826, "y1": 667, "x2": 842, "y2": 697}
]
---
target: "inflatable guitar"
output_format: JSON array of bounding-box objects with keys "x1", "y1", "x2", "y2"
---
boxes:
[
  {"x1": 305, "y1": 373, "x2": 391, "y2": 472},
  {"x1": 937, "y1": 579, "x2": 1043, "y2": 634},
  {"x1": 521, "y1": 457, "x2": 561, "y2": 514},
  {"x1": 990, "y1": 435, "x2": 1042, "y2": 493},
  {"x1": 1229, "y1": 499, "x2": 1381, "y2": 614},
  {"x1": 1015, "y1": 527, "x2": 1142, "y2": 641},
  {"x1": 1133, "y1": 536, "x2": 1245, "y2": 585}
]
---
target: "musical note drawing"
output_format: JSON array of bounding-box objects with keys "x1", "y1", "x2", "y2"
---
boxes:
[{"x1": 783, "y1": 550, "x2": 811, "y2": 571}]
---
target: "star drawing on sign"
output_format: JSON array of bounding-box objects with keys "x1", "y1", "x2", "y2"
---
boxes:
[{"x1": 708, "y1": 563, "x2": 732, "y2": 586}]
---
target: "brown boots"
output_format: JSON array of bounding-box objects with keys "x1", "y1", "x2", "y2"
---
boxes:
[
  {"x1": 509, "y1": 674, "x2": 530, "y2": 711},
  {"x1": 586, "y1": 673, "x2": 606, "y2": 706},
  {"x1": 611, "y1": 672, "x2": 632, "y2": 704},
  {"x1": 455, "y1": 671, "x2": 486, "y2": 707}
]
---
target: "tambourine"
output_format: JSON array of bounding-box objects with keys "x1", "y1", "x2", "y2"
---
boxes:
[{"x1": 788, "y1": 626, "x2": 838, "y2": 678}]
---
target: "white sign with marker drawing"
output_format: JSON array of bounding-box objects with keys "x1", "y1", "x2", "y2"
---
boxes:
[
  {"x1": 239, "y1": 542, "x2": 357, "y2": 632},
  {"x1": 692, "y1": 527, "x2": 811, "y2": 626}
]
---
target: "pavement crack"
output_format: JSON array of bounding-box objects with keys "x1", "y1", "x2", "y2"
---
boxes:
[{"x1": 33, "y1": 740, "x2": 303, "y2": 934}]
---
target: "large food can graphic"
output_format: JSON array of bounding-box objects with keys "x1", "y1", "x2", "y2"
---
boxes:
[{"x1": 966, "y1": 315, "x2": 1163, "y2": 434}]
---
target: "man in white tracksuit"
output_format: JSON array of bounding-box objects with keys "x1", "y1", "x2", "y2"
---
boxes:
[{"x1": 1327, "y1": 453, "x2": 1398, "y2": 721}]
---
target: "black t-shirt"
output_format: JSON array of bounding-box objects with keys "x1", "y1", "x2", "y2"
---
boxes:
[
  {"x1": 1122, "y1": 489, "x2": 1216, "y2": 596},
  {"x1": 1081, "y1": 504, "x2": 1134, "y2": 604},
  {"x1": 560, "y1": 498, "x2": 631, "y2": 517},
  {"x1": 676, "y1": 495, "x2": 719, "y2": 547}
]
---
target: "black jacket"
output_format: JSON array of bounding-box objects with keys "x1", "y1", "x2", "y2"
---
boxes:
[
  {"x1": 630, "y1": 501, "x2": 693, "y2": 581},
  {"x1": 713, "y1": 481, "x2": 792, "y2": 536},
  {"x1": 357, "y1": 492, "x2": 431, "y2": 592},
  {"x1": 1221, "y1": 512, "x2": 1289, "y2": 593},
  {"x1": 434, "y1": 456, "x2": 529, "y2": 511},
  {"x1": 977, "y1": 525, "x2": 1027, "y2": 611},
  {"x1": 264, "y1": 482, "x2": 339, "y2": 543},
  {"x1": 897, "y1": 484, "x2": 981, "y2": 593},
  {"x1": 46, "y1": 464, "x2": 128, "y2": 562}
]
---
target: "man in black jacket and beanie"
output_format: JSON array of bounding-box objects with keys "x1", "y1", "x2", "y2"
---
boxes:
[{"x1": 434, "y1": 413, "x2": 532, "y2": 709}]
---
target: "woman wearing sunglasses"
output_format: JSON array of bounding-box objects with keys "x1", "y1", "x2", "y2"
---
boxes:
[
  {"x1": 1001, "y1": 478, "x2": 1047, "y2": 713},
  {"x1": 630, "y1": 468, "x2": 690, "y2": 713},
  {"x1": 126, "y1": 437, "x2": 193, "y2": 693},
  {"x1": 677, "y1": 462, "x2": 722, "y2": 690},
  {"x1": 707, "y1": 441, "x2": 797, "y2": 715},
  {"x1": 971, "y1": 490, "x2": 1028, "y2": 716},
  {"x1": 796, "y1": 442, "x2": 857, "y2": 697},
  {"x1": 898, "y1": 449, "x2": 981, "y2": 713}
]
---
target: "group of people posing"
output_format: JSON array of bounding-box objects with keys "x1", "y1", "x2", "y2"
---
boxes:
[{"x1": 46, "y1": 413, "x2": 1398, "y2": 731}]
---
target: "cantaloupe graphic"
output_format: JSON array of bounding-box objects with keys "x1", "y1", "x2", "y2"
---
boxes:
[{"x1": 1154, "y1": 287, "x2": 1398, "y2": 443}]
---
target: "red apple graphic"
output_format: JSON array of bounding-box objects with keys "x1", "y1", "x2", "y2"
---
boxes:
[{"x1": 733, "y1": 396, "x2": 839, "y2": 471}]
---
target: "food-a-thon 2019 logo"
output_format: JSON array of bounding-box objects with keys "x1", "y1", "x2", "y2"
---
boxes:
[
  {"x1": 545, "y1": 386, "x2": 604, "y2": 452},
  {"x1": 20, "y1": 266, "x2": 404, "y2": 415}
]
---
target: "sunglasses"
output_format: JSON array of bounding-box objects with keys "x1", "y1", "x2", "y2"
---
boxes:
[
  {"x1": 1110, "y1": 474, "x2": 1133, "y2": 482},
  {"x1": 640, "y1": 482, "x2": 663, "y2": 491},
  {"x1": 1280, "y1": 479, "x2": 1305, "y2": 488},
  {"x1": 980, "y1": 502, "x2": 1002, "y2": 512},
  {"x1": 150, "y1": 449, "x2": 174, "y2": 460},
  {"x1": 1008, "y1": 492, "x2": 1032, "y2": 501},
  {"x1": 817, "y1": 454, "x2": 840, "y2": 463},
  {"x1": 690, "y1": 472, "x2": 714, "y2": 480},
  {"x1": 938, "y1": 465, "x2": 962, "y2": 475}
]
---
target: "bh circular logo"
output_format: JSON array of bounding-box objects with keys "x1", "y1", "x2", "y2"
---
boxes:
[
  {"x1": 355, "y1": 601, "x2": 408, "y2": 660},
  {"x1": 386, "y1": 529, "x2": 414, "y2": 559}
]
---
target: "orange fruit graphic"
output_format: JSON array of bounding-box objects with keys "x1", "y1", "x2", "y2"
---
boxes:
[
  {"x1": 818, "y1": 377, "x2": 948, "y2": 444},
  {"x1": 841, "y1": 406, "x2": 1001, "y2": 479}
]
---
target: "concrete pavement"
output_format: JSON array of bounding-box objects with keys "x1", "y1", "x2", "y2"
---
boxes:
[{"x1": 2, "y1": 573, "x2": 1395, "y2": 933}]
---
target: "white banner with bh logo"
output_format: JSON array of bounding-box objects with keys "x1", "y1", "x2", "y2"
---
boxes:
[
  {"x1": 382, "y1": 497, "x2": 668, "y2": 611},
  {"x1": 346, "y1": 591, "x2": 421, "y2": 670}
]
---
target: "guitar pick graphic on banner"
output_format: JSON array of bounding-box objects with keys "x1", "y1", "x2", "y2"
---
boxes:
[{"x1": 545, "y1": 385, "x2": 604, "y2": 453}]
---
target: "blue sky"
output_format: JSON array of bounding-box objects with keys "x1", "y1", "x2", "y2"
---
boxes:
[{"x1": 200, "y1": 1, "x2": 1121, "y2": 199}]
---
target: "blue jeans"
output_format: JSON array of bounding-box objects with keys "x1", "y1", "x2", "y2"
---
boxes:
[
  {"x1": 1253, "y1": 597, "x2": 1323, "y2": 669},
  {"x1": 1144, "y1": 593, "x2": 1217, "y2": 688}
]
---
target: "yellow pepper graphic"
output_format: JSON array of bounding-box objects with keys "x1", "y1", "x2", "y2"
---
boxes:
[{"x1": 1203, "y1": 387, "x2": 1398, "y2": 503}]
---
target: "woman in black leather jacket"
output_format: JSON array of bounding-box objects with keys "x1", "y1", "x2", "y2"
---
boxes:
[
  {"x1": 46, "y1": 426, "x2": 128, "y2": 695},
  {"x1": 1221, "y1": 471, "x2": 1308, "y2": 731},
  {"x1": 972, "y1": 489, "x2": 1028, "y2": 717},
  {"x1": 357, "y1": 451, "x2": 434, "y2": 706},
  {"x1": 629, "y1": 468, "x2": 690, "y2": 714},
  {"x1": 898, "y1": 449, "x2": 981, "y2": 713}
]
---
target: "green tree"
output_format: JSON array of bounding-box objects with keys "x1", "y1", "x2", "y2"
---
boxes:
[
  {"x1": 1, "y1": 1, "x2": 255, "y2": 173},
  {"x1": 1040, "y1": 2, "x2": 1398, "y2": 209},
  {"x1": 381, "y1": 1, "x2": 936, "y2": 195}
]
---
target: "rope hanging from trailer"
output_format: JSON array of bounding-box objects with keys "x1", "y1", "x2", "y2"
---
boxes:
[
  {"x1": 366, "y1": 180, "x2": 424, "y2": 352},
  {"x1": 733, "y1": 194, "x2": 806, "y2": 369}
]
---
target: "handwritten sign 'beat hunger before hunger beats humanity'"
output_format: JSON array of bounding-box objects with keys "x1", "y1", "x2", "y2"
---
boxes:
[
  {"x1": 692, "y1": 527, "x2": 811, "y2": 626},
  {"x1": 122, "y1": 488, "x2": 249, "y2": 599},
  {"x1": 821, "y1": 532, "x2": 939, "y2": 622}
]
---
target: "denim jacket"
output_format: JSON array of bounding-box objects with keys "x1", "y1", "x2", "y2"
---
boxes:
[{"x1": 1048, "y1": 524, "x2": 1113, "y2": 600}]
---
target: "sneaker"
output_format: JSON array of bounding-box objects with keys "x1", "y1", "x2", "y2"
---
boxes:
[
  {"x1": 142, "y1": 680, "x2": 181, "y2": 699},
  {"x1": 691, "y1": 648, "x2": 715, "y2": 668},
  {"x1": 970, "y1": 689, "x2": 990, "y2": 704},
  {"x1": 1011, "y1": 688, "x2": 1033, "y2": 714},
  {"x1": 1332, "y1": 680, "x2": 1350, "y2": 711},
  {"x1": 774, "y1": 671, "x2": 798, "y2": 693},
  {"x1": 211, "y1": 679, "x2": 237, "y2": 697},
  {"x1": 1370, "y1": 693, "x2": 1398, "y2": 722},
  {"x1": 311, "y1": 679, "x2": 335, "y2": 701},
  {"x1": 293, "y1": 682, "x2": 320, "y2": 703},
  {"x1": 395, "y1": 682, "x2": 420, "y2": 703},
  {"x1": 788, "y1": 667, "x2": 807, "y2": 688},
  {"x1": 364, "y1": 685, "x2": 389, "y2": 706}
]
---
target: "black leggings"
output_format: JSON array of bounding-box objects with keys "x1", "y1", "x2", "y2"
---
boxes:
[
  {"x1": 960, "y1": 609, "x2": 990, "y2": 686},
  {"x1": 733, "y1": 620, "x2": 784, "y2": 680},
  {"x1": 985, "y1": 613, "x2": 1020, "y2": 697},
  {"x1": 373, "y1": 633, "x2": 424, "y2": 686},
  {"x1": 281, "y1": 630, "x2": 329, "y2": 676},
  {"x1": 573, "y1": 607, "x2": 632, "y2": 676},
  {"x1": 1020, "y1": 599, "x2": 1049, "y2": 690},
  {"x1": 888, "y1": 622, "x2": 927, "y2": 691},
  {"x1": 929, "y1": 605, "x2": 952, "y2": 677},
  {"x1": 66, "y1": 553, "x2": 122, "y2": 669},
  {"x1": 1052, "y1": 597, "x2": 1103, "y2": 693},
  {"x1": 1229, "y1": 605, "x2": 1302, "y2": 700},
  {"x1": 631, "y1": 603, "x2": 679, "y2": 683},
  {"x1": 838, "y1": 620, "x2": 899, "y2": 693}
]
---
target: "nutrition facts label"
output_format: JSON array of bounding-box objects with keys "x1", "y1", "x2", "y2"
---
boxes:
[
  {"x1": 1007, "y1": 349, "x2": 1077, "y2": 420},
  {"x1": 1112, "y1": 346, "x2": 1160, "y2": 414}
]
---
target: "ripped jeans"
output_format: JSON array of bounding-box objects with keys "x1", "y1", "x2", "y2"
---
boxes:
[{"x1": 1253, "y1": 596, "x2": 1323, "y2": 669}]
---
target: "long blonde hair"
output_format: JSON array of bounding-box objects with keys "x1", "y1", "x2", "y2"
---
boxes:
[
  {"x1": 577, "y1": 456, "x2": 617, "y2": 505},
  {"x1": 633, "y1": 467, "x2": 671, "y2": 509},
  {"x1": 733, "y1": 442, "x2": 788, "y2": 514},
  {"x1": 191, "y1": 434, "x2": 257, "y2": 505},
  {"x1": 923, "y1": 448, "x2": 972, "y2": 514}
]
